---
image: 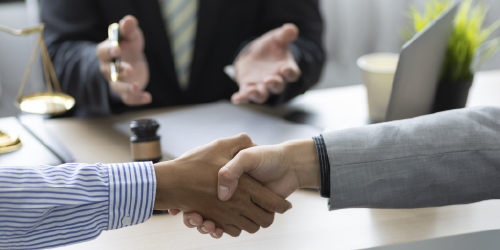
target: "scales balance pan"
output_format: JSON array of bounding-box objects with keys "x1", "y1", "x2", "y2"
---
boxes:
[
  {"x1": 17, "y1": 92, "x2": 75, "y2": 115},
  {"x1": 0, "y1": 24, "x2": 75, "y2": 154}
]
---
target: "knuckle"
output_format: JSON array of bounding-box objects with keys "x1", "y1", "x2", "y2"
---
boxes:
[
  {"x1": 212, "y1": 138, "x2": 224, "y2": 147},
  {"x1": 237, "y1": 133, "x2": 252, "y2": 145},
  {"x1": 238, "y1": 150, "x2": 252, "y2": 161},
  {"x1": 230, "y1": 198, "x2": 246, "y2": 209},
  {"x1": 267, "y1": 198, "x2": 278, "y2": 212},
  {"x1": 218, "y1": 167, "x2": 233, "y2": 181}
]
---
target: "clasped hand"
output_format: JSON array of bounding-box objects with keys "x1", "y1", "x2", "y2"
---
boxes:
[
  {"x1": 167, "y1": 135, "x2": 320, "y2": 238},
  {"x1": 153, "y1": 134, "x2": 293, "y2": 238}
]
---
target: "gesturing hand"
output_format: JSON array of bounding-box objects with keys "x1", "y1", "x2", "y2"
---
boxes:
[
  {"x1": 181, "y1": 139, "x2": 321, "y2": 238},
  {"x1": 154, "y1": 134, "x2": 292, "y2": 238},
  {"x1": 231, "y1": 23, "x2": 301, "y2": 104},
  {"x1": 96, "y1": 15, "x2": 151, "y2": 106}
]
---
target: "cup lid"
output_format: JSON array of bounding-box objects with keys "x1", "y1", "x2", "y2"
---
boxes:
[{"x1": 357, "y1": 53, "x2": 399, "y2": 74}]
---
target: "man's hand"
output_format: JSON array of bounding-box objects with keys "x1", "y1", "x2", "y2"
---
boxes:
[
  {"x1": 182, "y1": 139, "x2": 321, "y2": 238},
  {"x1": 218, "y1": 139, "x2": 320, "y2": 200},
  {"x1": 154, "y1": 134, "x2": 292, "y2": 238},
  {"x1": 96, "y1": 15, "x2": 151, "y2": 106},
  {"x1": 232, "y1": 23, "x2": 301, "y2": 104}
]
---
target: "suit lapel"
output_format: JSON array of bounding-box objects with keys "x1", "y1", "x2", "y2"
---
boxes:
[{"x1": 189, "y1": 0, "x2": 226, "y2": 87}]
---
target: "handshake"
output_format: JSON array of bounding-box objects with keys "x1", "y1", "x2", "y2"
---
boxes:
[{"x1": 153, "y1": 133, "x2": 320, "y2": 238}]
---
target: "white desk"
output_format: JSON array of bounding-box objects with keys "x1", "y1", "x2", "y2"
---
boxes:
[{"x1": 46, "y1": 70, "x2": 500, "y2": 250}]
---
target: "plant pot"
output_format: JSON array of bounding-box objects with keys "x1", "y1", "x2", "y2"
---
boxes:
[{"x1": 432, "y1": 76, "x2": 474, "y2": 113}]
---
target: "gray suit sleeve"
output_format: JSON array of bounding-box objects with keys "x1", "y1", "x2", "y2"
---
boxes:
[{"x1": 322, "y1": 106, "x2": 500, "y2": 210}]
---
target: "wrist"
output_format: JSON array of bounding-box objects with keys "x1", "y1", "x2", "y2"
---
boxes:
[
  {"x1": 282, "y1": 139, "x2": 321, "y2": 188},
  {"x1": 153, "y1": 160, "x2": 180, "y2": 210}
]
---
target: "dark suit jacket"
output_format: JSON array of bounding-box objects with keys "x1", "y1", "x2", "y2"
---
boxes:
[{"x1": 40, "y1": 0, "x2": 325, "y2": 116}]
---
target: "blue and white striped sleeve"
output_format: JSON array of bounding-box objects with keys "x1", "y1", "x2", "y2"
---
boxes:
[{"x1": 0, "y1": 161, "x2": 156, "y2": 250}]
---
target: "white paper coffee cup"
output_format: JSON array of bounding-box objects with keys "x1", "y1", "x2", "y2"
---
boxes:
[{"x1": 357, "y1": 53, "x2": 399, "y2": 122}]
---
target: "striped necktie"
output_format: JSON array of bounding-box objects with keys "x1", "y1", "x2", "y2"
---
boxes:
[{"x1": 161, "y1": 0, "x2": 198, "y2": 89}]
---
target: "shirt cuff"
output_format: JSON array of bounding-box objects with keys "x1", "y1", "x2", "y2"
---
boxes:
[
  {"x1": 313, "y1": 135, "x2": 331, "y2": 198},
  {"x1": 107, "y1": 161, "x2": 156, "y2": 230}
]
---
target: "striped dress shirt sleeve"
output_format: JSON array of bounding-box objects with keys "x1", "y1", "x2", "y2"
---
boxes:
[{"x1": 0, "y1": 161, "x2": 156, "y2": 250}]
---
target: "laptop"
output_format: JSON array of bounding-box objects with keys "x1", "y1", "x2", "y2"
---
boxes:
[
  {"x1": 384, "y1": 3, "x2": 458, "y2": 121},
  {"x1": 288, "y1": 3, "x2": 458, "y2": 131}
]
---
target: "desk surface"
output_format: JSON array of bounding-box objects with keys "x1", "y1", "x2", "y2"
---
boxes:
[{"x1": 46, "y1": 70, "x2": 500, "y2": 250}]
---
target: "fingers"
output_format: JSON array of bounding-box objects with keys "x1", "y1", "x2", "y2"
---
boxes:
[
  {"x1": 99, "y1": 59, "x2": 151, "y2": 106},
  {"x1": 218, "y1": 150, "x2": 260, "y2": 201},
  {"x1": 100, "y1": 60, "x2": 133, "y2": 82},
  {"x1": 183, "y1": 212, "x2": 203, "y2": 228},
  {"x1": 223, "y1": 225, "x2": 242, "y2": 237},
  {"x1": 96, "y1": 40, "x2": 121, "y2": 63},
  {"x1": 253, "y1": 82, "x2": 269, "y2": 103},
  {"x1": 233, "y1": 64, "x2": 298, "y2": 104},
  {"x1": 273, "y1": 23, "x2": 299, "y2": 45},
  {"x1": 263, "y1": 75, "x2": 285, "y2": 94},
  {"x1": 231, "y1": 91, "x2": 249, "y2": 104},
  {"x1": 122, "y1": 89, "x2": 152, "y2": 105},
  {"x1": 242, "y1": 202, "x2": 275, "y2": 228},
  {"x1": 184, "y1": 213, "x2": 223, "y2": 239},
  {"x1": 235, "y1": 215, "x2": 260, "y2": 234},
  {"x1": 231, "y1": 83, "x2": 269, "y2": 104},
  {"x1": 218, "y1": 217, "x2": 260, "y2": 237},
  {"x1": 111, "y1": 81, "x2": 151, "y2": 106},
  {"x1": 97, "y1": 15, "x2": 140, "y2": 64},
  {"x1": 168, "y1": 209, "x2": 181, "y2": 215},
  {"x1": 97, "y1": 15, "x2": 149, "y2": 106},
  {"x1": 109, "y1": 80, "x2": 135, "y2": 95},
  {"x1": 212, "y1": 228, "x2": 224, "y2": 239},
  {"x1": 212, "y1": 133, "x2": 254, "y2": 158},
  {"x1": 197, "y1": 220, "x2": 216, "y2": 234},
  {"x1": 251, "y1": 184, "x2": 292, "y2": 214},
  {"x1": 279, "y1": 61, "x2": 301, "y2": 83}
]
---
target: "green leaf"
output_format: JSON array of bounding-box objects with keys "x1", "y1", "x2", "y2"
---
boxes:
[{"x1": 402, "y1": 0, "x2": 500, "y2": 82}]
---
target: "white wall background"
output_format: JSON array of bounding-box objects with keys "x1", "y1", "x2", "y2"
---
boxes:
[
  {"x1": 0, "y1": 0, "x2": 499, "y2": 117},
  {"x1": 0, "y1": 0, "x2": 43, "y2": 118},
  {"x1": 316, "y1": 0, "x2": 500, "y2": 89}
]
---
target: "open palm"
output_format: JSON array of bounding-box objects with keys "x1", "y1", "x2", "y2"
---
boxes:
[{"x1": 232, "y1": 24, "x2": 301, "y2": 104}]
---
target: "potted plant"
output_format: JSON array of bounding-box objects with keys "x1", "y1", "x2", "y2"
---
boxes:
[{"x1": 402, "y1": 0, "x2": 500, "y2": 112}]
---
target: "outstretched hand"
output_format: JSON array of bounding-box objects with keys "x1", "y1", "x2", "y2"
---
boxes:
[
  {"x1": 180, "y1": 139, "x2": 321, "y2": 238},
  {"x1": 231, "y1": 23, "x2": 301, "y2": 104}
]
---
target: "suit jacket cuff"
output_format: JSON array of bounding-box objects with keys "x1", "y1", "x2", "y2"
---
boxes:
[{"x1": 313, "y1": 135, "x2": 331, "y2": 198}]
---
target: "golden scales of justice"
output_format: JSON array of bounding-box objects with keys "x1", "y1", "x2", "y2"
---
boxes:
[{"x1": 0, "y1": 24, "x2": 75, "y2": 154}]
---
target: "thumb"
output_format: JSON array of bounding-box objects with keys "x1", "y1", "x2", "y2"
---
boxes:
[
  {"x1": 119, "y1": 15, "x2": 140, "y2": 40},
  {"x1": 218, "y1": 150, "x2": 259, "y2": 201},
  {"x1": 273, "y1": 23, "x2": 299, "y2": 45}
]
